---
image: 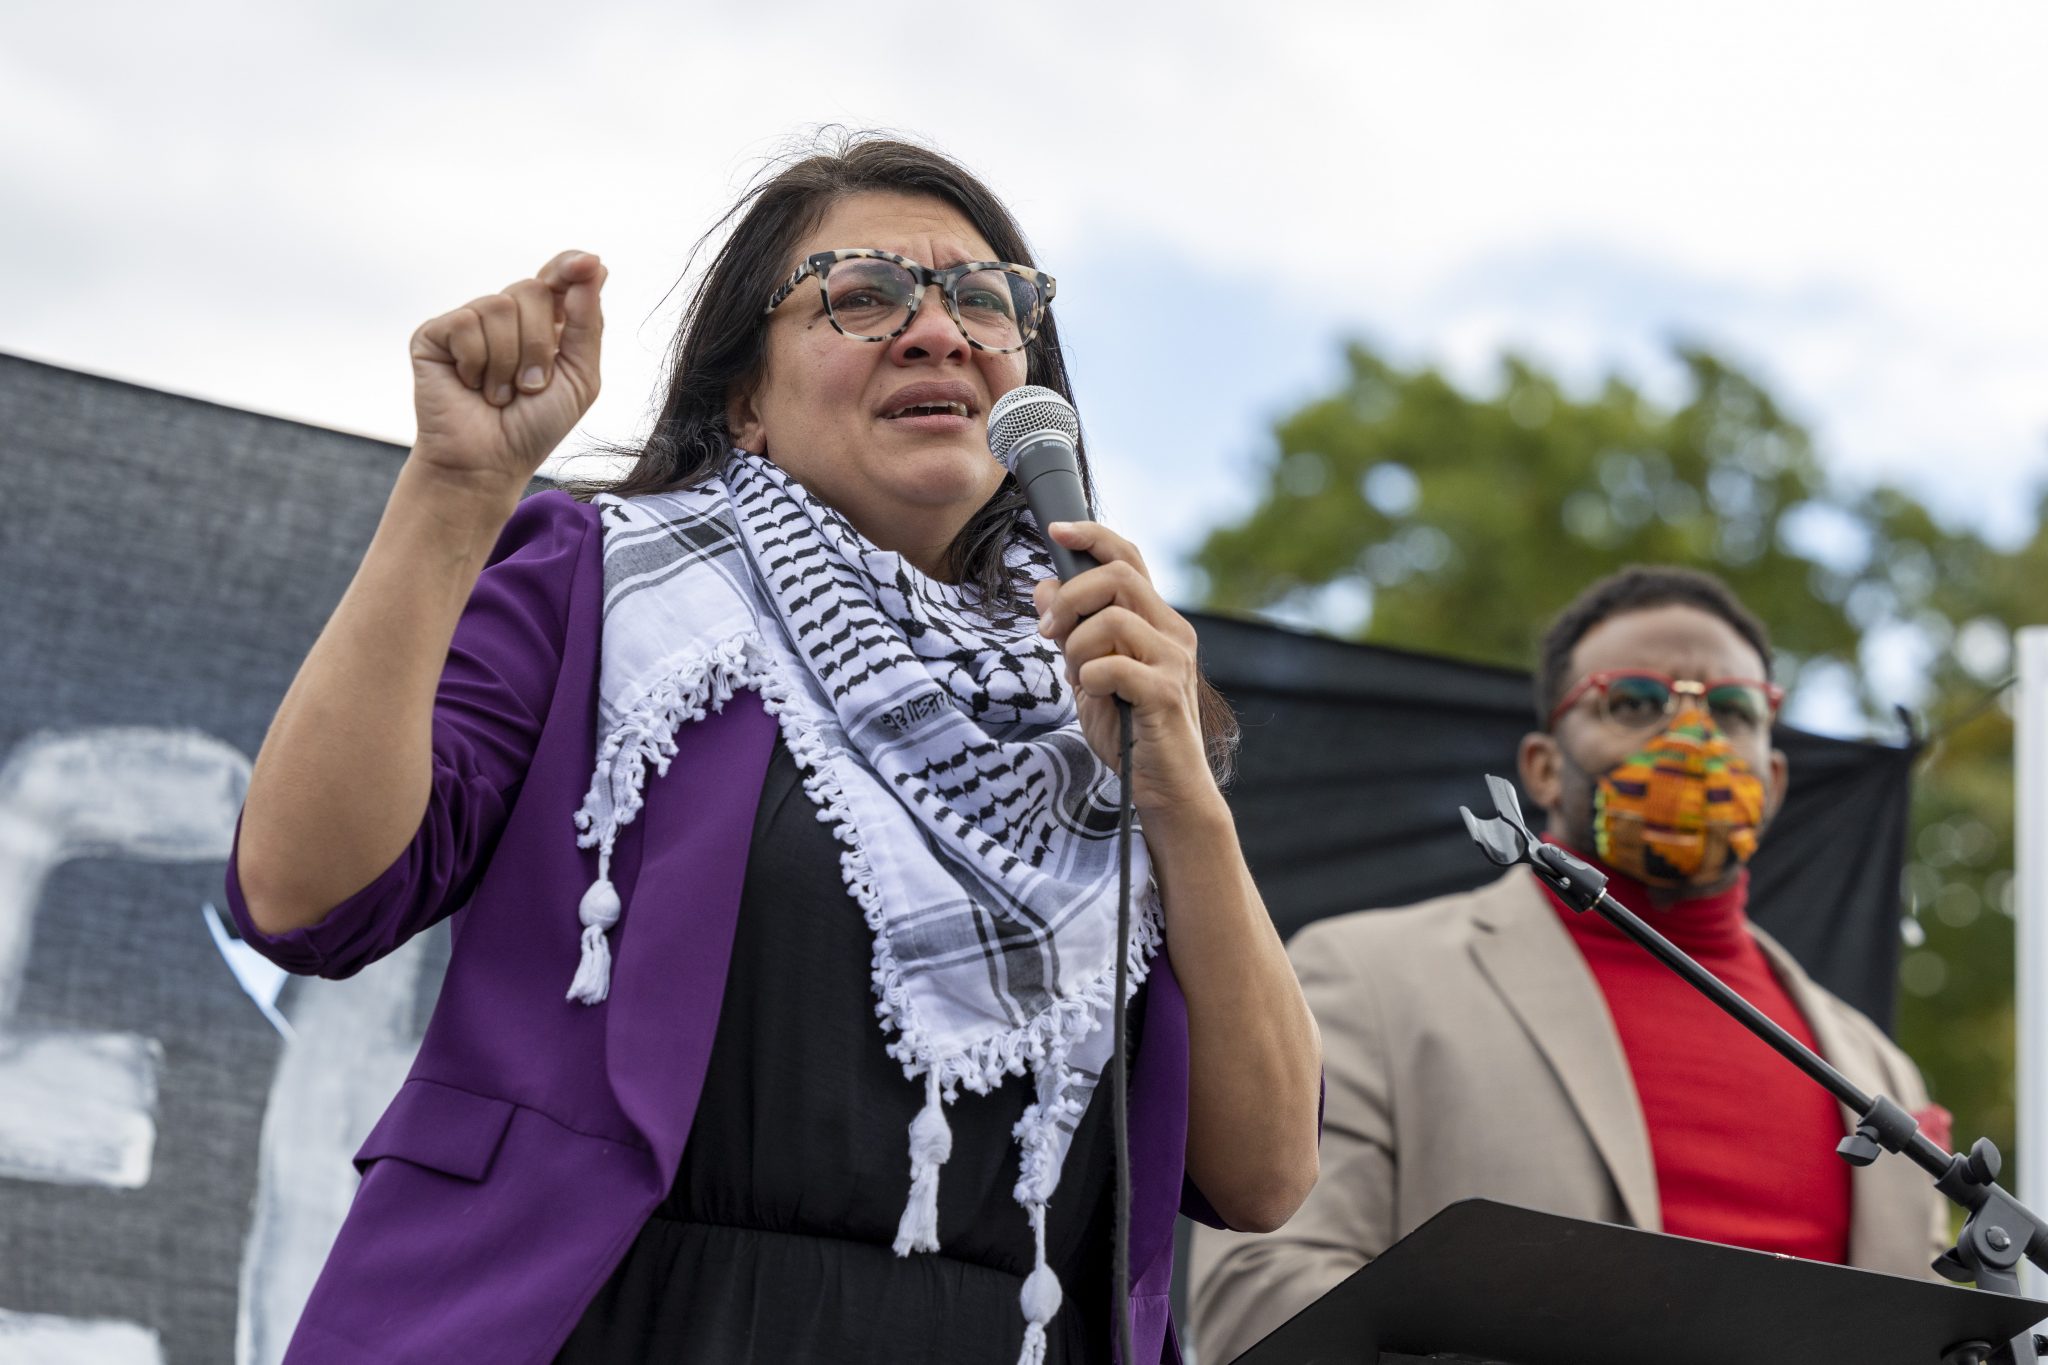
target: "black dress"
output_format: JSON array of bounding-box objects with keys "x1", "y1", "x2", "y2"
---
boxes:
[{"x1": 555, "y1": 740, "x2": 1140, "y2": 1363}]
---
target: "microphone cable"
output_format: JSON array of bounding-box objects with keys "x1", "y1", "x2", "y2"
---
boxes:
[
  {"x1": 1111, "y1": 695, "x2": 1135, "y2": 1365},
  {"x1": 984, "y1": 384, "x2": 1141, "y2": 1360}
]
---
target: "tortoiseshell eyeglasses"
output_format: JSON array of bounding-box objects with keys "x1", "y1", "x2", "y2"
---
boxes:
[{"x1": 763, "y1": 248, "x2": 1055, "y2": 355}]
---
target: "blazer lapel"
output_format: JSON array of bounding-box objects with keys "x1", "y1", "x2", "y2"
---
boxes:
[
  {"x1": 1468, "y1": 872, "x2": 1662, "y2": 1232},
  {"x1": 1125, "y1": 951, "x2": 1190, "y2": 1298},
  {"x1": 603, "y1": 691, "x2": 780, "y2": 1177}
]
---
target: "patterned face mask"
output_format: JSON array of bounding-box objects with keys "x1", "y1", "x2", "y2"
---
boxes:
[{"x1": 1592, "y1": 703, "x2": 1768, "y2": 889}]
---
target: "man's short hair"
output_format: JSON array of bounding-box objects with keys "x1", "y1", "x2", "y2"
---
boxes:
[{"x1": 1535, "y1": 566, "x2": 1774, "y2": 726}]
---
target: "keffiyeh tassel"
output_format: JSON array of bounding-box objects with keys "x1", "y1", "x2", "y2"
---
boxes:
[
  {"x1": 892, "y1": 1069, "x2": 953, "y2": 1255},
  {"x1": 567, "y1": 852, "x2": 622, "y2": 1005},
  {"x1": 567, "y1": 634, "x2": 764, "y2": 1005},
  {"x1": 1016, "y1": 1202, "x2": 1062, "y2": 1365}
]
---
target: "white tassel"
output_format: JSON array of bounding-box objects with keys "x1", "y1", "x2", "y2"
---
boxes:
[
  {"x1": 1016, "y1": 1202, "x2": 1062, "y2": 1365},
  {"x1": 892, "y1": 1070, "x2": 952, "y2": 1255},
  {"x1": 566, "y1": 870, "x2": 622, "y2": 1005}
]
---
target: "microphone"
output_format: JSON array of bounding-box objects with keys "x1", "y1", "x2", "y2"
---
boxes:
[
  {"x1": 987, "y1": 385, "x2": 1099, "y2": 582},
  {"x1": 988, "y1": 384, "x2": 1137, "y2": 1365}
]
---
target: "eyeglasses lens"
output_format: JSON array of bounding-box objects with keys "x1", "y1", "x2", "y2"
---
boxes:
[
  {"x1": 1599, "y1": 675, "x2": 1673, "y2": 728},
  {"x1": 953, "y1": 268, "x2": 1040, "y2": 351},
  {"x1": 1706, "y1": 684, "x2": 1769, "y2": 731},
  {"x1": 824, "y1": 259, "x2": 919, "y2": 340}
]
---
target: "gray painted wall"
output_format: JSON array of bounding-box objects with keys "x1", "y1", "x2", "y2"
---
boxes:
[{"x1": 0, "y1": 353, "x2": 447, "y2": 1364}]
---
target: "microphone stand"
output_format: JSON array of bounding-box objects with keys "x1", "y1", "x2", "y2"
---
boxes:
[{"x1": 1461, "y1": 774, "x2": 2048, "y2": 1365}]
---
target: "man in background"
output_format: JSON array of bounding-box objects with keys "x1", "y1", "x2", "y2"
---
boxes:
[{"x1": 1190, "y1": 566, "x2": 1948, "y2": 1364}]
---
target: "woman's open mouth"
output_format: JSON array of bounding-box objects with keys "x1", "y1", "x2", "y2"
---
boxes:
[{"x1": 878, "y1": 383, "x2": 979, "y2": 433}]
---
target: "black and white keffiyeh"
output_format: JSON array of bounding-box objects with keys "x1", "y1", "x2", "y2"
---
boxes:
[{"x1": 569, "y1": 450, "x2": 1161, "y2": 1363}]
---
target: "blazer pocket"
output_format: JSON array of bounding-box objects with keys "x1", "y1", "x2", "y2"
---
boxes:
[{"x1": 353, "y1": 1079, "x2": 516, "y2": 1182}]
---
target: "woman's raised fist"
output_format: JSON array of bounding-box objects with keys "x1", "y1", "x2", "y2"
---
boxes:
[{"x1": 406, "y1": 249, "x2": 606, "y2": 500}]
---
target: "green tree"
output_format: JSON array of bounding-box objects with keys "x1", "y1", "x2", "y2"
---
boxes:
[
  {"x1": 1198, "y1": 344, "x2": 1876, "y2": 685},
  {"x1": 1195, "y1": 339, "x2": 2032, "y2": 1183},
  {"x1": 1884, "y1": 490, "x2": 2048, "y2": 1176}
]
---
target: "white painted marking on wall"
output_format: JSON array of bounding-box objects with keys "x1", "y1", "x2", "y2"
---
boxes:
[
  {"x1": 236, "y1": 935, "x2": 434, "y2": 1365},
  {"x1": 0, "y1": 727, "x2": 250, "y2": 1190},
  {"x1": 0, "y1": 1308, "x2": 164, "y2": 1365},
  {"x1": 0, "y1": 1032, "x2": 162, "y2": 1187},
  {"x1": 0, "y1": 726, "x2": 442, "y2": 1361}
]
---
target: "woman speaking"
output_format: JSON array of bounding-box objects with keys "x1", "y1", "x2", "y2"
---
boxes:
[{"x1": 231, "y1": 135, "x2": 1321, "y2": 1364}]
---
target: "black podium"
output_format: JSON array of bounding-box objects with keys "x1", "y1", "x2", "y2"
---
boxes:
[{"x1": 1230, "y1": 1200, "x2": 2048, "y2": 1365}]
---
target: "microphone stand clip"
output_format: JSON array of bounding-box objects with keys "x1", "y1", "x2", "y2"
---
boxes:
[{"x1": 1460, "y1": 774, "x2": 2048, "y2": 1365}]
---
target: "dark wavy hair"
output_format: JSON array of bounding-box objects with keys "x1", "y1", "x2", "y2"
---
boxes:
[{"x1": 572, "y1": 131, "x2": 1239, "y2": 782}]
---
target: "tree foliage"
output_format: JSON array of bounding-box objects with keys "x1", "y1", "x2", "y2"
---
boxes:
[{"x1": 1195, "y1": 339, "x2": 2040, "y2": 1181}]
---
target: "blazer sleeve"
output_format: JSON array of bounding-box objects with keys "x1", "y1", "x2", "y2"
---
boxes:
[
  {"x1": 224, "y1": 492, "x2": 594, "y2": 979},
  {"x1": 1188, "y1": 915, "x2": 1397, "y2": 1365},
  {"x1": 1871, "y1": 1017, "x2": 1954, "y2": 1271}
]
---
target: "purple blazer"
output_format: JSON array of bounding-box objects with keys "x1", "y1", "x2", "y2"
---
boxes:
[{"x1": 228, "y1": 492, "x2": 1219, "y2": 1364}]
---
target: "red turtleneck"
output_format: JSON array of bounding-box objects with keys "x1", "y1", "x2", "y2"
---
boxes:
[{"x1": 1537, "y1": 845, "x2": 1853, "y2": 1263}]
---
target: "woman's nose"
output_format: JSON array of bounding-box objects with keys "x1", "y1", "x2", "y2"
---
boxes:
[{"x1": 888, "y1": 283, "x2": 970, "y2": 363}]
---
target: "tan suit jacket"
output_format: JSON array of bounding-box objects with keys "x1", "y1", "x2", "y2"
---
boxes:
[{"x1": 1190, "y1": 871, "x2": 1948, "y2": 1365}]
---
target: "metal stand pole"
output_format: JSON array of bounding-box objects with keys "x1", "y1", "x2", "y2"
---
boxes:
[{"x1": 2016, "y1": 628, "x2": 2048, "y2": 1301}]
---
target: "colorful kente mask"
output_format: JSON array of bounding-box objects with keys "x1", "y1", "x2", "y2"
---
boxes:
[{"x1": 1591, "y1": 703, "x2": 1768, "y2": 889}]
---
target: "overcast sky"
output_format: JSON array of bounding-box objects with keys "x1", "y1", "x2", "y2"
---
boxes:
[{"x1": 9, "y1": 0, "x2": 2045, "y2": 651}]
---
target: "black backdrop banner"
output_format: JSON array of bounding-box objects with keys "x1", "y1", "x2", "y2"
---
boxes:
[
  {"x1": 0, "y1": 353, "x2": 1913, "y2": 1361},
  {"x1": 1192, "y1": 610, "x2": 1916, "y2": 1028}
]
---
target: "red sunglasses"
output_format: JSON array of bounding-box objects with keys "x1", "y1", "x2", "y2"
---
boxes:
[{"x1": 1549, "y1": 669, "x2": 1785, "y2": 732}]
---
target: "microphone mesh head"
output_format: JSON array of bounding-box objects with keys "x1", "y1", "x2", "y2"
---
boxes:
[{"x1": 987, "y1": 385, "x2": 1080, "y2": 472}]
